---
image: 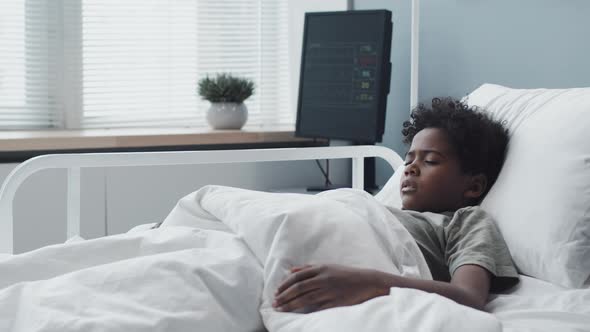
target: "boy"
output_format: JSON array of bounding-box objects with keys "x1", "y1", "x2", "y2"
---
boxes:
[{"x1": 273, "y1": 98, "x2": 519, "y2": 312}]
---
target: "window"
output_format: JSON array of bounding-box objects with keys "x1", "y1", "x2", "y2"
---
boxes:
[
  {"x1": 0, "y1": 1, "x2": 61, "y2": 129},
  {"x1": 78, "y1": 0, "x2": 292, "y2": 129},
  {"x1": 0, "y1": 0, "x2": 296, "y2": 130}
]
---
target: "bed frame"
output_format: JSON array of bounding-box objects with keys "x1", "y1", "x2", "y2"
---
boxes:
[{"x1": 0, "y1": 145, "x2": 404, "y2": 254}]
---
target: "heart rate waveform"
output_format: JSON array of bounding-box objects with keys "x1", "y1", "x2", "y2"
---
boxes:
[{"x1": 302, "y1": 42, "x2": 378, "y2": 107}]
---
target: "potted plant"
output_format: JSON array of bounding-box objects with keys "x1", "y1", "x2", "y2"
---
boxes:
[{"x1": 198, "y1": 73, "x2": 255, "y2": 130}]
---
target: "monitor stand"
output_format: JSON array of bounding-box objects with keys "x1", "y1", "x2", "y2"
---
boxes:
[
  {"x1": 363, "y1": 156, "x2": 379, "y2": 194},
  {"x1": 358, "y1": 141, "x2": 379, "y2": 193},
  {"x1": 306, "y1": 158, "x2": 344, "y2": 192}
]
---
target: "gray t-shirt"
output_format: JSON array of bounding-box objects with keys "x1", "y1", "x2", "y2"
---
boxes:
[{"x1": 388, "y1": 206, "x2": 519, "y2": 292}]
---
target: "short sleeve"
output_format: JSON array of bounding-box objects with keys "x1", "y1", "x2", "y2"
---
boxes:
[{"x1": 444, "y1": 207, "x2": 519, "y2": 292}]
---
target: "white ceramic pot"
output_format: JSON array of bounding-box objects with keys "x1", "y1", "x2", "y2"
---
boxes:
[{"x1": 206, "y1": 102, "x2": 248, "y2": 130}]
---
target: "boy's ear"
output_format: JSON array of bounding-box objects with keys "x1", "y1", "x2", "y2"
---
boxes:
[{"x1": 463, "y1": 174, "x2": 488, "y2": 200}]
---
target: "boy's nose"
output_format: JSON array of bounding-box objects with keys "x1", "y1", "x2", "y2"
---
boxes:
[{"x1": 404, "y1": 163, "x2": 420, "y2": 176}]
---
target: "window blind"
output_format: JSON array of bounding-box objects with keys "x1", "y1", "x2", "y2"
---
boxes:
[
  {"x1": 1, "y1": 0, "x2": 347, "y2": 130},
  {"x1": 78, "y1": 0, "x2": 292, "y2": 129},
  {"x1": 0, "y1": 0, "x2": 61, "y2": 129}
]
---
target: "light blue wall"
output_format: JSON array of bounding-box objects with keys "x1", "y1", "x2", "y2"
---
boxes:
[
  {"x1": 419, "y1": 0, "x2": 590, "y2": 102},
  {"x1": 356, "y1": 0, "x2": 590, "y2": 184}
]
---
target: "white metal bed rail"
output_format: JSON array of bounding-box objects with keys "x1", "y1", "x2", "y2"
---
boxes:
[{"x1": 0, "y1": 145, "x2": 403, "y2": 254}]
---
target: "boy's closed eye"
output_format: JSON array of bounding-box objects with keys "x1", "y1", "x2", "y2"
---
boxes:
[
  {"x1": 404, "y1": 158, "x2": 441, "y2": 166},
  {"x1": 405, "y1": 150, "x2": 446, "y2": 166}
]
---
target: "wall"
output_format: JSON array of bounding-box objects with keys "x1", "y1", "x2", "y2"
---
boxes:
[
  {"x1": 355, "y1": 0, "x2": 590, "y2": 185},
  {"x1": 419, "y1": 0, "x2": 590, "y2": 102}
]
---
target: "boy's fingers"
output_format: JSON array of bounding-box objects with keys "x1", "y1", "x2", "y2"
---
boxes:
[
  {"x1": 276, "y1": 266, "x2": 321, "y2": 295},
  {"x1": 276, "y1": 289, "x2": 328, "y2": 312},
  {"x1": 291, "y1": 264, "x2": 313, "y2": 273},
  {"x1": 273, "y1": 278, "x2": 320, "y2": 307}
]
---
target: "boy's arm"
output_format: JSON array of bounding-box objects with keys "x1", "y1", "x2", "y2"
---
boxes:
[
  {"x1": 375, "y1": 264, "x2": 492, "y2": 310},
  {"x1": 273, "y1": 264, "x2": 491, "y2": 312}
]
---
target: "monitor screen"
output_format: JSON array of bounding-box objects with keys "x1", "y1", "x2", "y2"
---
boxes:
[{"x1": 295, "y1": 10, "x2": 392, "y2": 143}]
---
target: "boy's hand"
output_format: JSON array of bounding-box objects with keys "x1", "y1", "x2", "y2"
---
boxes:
[{"x1": 273, "y1": 264, "x2": 390, "y2": 313}]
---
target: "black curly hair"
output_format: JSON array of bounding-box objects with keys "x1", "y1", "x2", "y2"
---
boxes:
[{"x1": 402, "y1": 97, "x2": 509, "y2": 198}]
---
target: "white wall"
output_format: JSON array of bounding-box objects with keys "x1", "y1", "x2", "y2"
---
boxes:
[{"x1": 2, "y1": 158, "x2": 349, "y2": 254}]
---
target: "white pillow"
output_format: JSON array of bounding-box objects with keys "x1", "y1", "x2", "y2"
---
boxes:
[
  {"x1": 374, "y1": 167, "x2": 403, "y2": 209},
  {"x1": 465, "y1": 83, "x2": 590, "y2": 288}
]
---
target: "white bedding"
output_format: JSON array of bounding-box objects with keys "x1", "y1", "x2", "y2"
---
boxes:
[
  {"x1": 488, "y1": 276, "x2": 590, "y2": 332},
  {"x1": 166, "y1": 186, "x2": 498, "y2": 332},
  {"x1": 0, "y1": 185, "x2": 587, "y2": 331},
  {"x1": 0, "y1": 226, "x2": 264, "y2": 331}
]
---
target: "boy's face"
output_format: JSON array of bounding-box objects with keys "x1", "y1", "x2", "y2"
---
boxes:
[{"x1": 400, "y1": 127, "x2": 481, "y2": 213}]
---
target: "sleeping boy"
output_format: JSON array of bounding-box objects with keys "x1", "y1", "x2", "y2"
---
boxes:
[{"x1": 273, "y1": 97, "x2": 519, "y2": 312}]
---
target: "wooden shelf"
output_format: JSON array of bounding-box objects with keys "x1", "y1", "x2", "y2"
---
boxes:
[{"x1": 0, "y1": 126, "x2": 318, "y2": 152}]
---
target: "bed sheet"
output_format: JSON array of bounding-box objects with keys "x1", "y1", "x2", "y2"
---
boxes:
[
  {"x1": 488, "y1": 275, "x2": 590, "y2": 332},
  {"x1": 498, "y1": 275, "x2": 567, "y2": 296}
]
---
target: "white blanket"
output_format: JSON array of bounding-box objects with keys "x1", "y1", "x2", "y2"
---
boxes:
[
  {"x1": 0, "y1": 186, "x2": 501, "y2": 331},
  {"x1": 0, "y1": 227, "x2": 263, "y2": 331}
]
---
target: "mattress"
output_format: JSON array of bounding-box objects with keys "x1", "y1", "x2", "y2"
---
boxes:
[{"x1": 487, "y1": 275, "x2": 590, "y2": 332}]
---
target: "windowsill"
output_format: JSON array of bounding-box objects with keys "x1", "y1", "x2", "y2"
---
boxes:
[{"x1": 0, "y1": 126, "x2": 326, "y2": 162}]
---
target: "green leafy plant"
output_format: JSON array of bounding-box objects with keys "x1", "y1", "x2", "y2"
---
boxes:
[{"x1": 198, "y1": 73, "x2": 255, "y2": 103}]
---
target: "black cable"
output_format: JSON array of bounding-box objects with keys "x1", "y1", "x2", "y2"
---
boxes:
[
  {"x1": 313, "y1": 138, "x2": 332, "y2": 187},
  {"x1": 326, "y1": 159, "x2": 330, "y2": 186},
  {"x1": 314, "y1": 159, "x2": 333, "y2": 186}
]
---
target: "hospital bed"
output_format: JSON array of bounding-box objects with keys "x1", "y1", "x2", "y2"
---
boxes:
[
  {"x1": 0, "y1": 84, "x2": 589, "y2": 332},
  {"x1": 0, "y1": 144, "x2": 400, "y2": 255}
]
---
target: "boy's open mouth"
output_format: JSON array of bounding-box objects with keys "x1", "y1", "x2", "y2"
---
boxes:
[{"x1": 401, "y1": 180, "x2": 417, "y2": 193}]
